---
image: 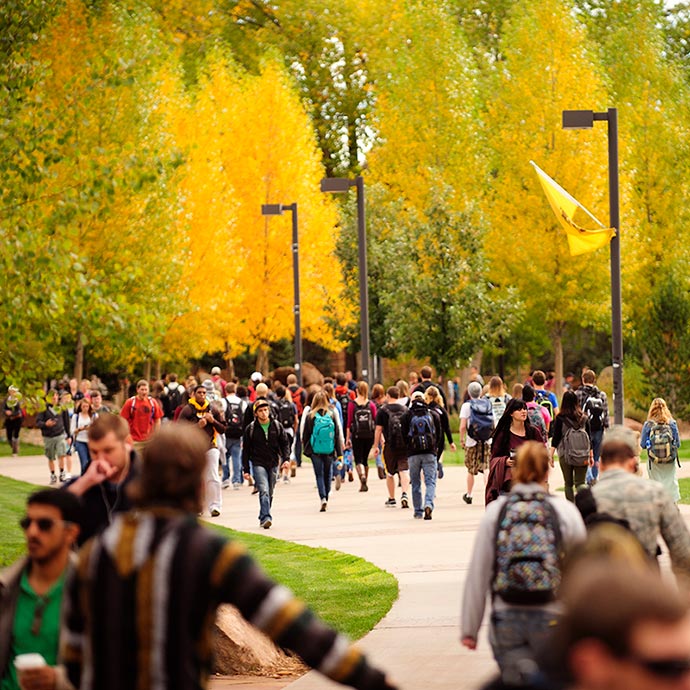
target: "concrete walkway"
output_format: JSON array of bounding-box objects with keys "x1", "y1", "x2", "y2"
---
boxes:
[{"x1": 4, "y1": 453, "x2": 690, "y2": 690}]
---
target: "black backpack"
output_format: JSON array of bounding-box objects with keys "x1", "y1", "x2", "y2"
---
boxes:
[
  {"x1": 275, "y1": 399, "x2": 295, "y2": 430},
  {"x1": 165, "y1": 386, "x2": 183, "y2": 419},
  {"x1": 582, "y1": 391, "x2": 607, "y2": 432},
  {"x1": 386, "y1": 405, "x2": 406, "y2": 451},
  {"x1": 337, "y1": 391, "x2": 351, "y2": 419},
  {"x1": 352, "y1": 403, "x2": 375, "y2": 440},
  {"x1": 225, "y1": 401, "x2": 244, "y2": 439}
]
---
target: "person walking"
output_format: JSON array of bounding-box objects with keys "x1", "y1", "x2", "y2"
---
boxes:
[
  {"x1": 551, "y1": 390, "x2": 591, "y2": 503},
  {"x1": 36, "y1": 391, "x2": 71, "y2": 485},
  {"x1": 242, "y1": 399, "x2": 291, "y2": 528},
  {"x1": 461, "y1": 441, "x2": 585, "y2": 683},
  {"x1": 119, "y1": 379, "x2": 163, "y2": 449},
  {"x1": 575, "y1": 368, "x2": 609, "y2": 486},
  {"x1": 640, "y1": 397, "x2": 681, "y2": 503},
  {"x1": 486, "y1": 398, "x2": 544, "y2": 505},
  {"x1": 70, "y1": 398, "x2": 95, "y2": 475},
  {"x1": 3, "y1": 385, "x2": 24, "y2": 457},
  {"x1": 345, "y1": 381, "x2": 378, "y2": 492},
  {"x1": 424, "y1": 385, "x2": 456, "y2": 479},
  {"x1": 401, "y1": 391, "x2": 442, "y2": 520},
  {"x1": 303, "y1": 391, "x2": 343, "y2": 512}
]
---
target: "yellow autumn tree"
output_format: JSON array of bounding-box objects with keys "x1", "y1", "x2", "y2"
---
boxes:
[
  {"x1": 162, "y1": 55, "x2": 352, "y2": 368},
  {"x1": 481, "y1": 0, "x2": 611, "y2": 385}
]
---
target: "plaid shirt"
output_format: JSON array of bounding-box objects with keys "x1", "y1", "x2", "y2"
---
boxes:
[{"x1": 592, "y1": 468, "x2": 690, "y2": 576}]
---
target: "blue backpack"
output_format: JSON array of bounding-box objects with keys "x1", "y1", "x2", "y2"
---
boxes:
[
  {"x1": 468, "y1": 398, "x2": 494, "y2": 442},
  {"x1": 311, "y1": 411, "x2": 335, "y2": 454},
  {"x1": 407, "y1": 404, "x2": 436, "y2": 452}
]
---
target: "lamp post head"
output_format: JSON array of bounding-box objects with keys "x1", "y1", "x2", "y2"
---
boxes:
[
  {"x1": 261, "y1": 204, "x2": 284, "y2": 216},
  {"x1": 320, "y1": 177, "x2": 354, "y2": 193},
  {"x1": 562, "y1": 110, "x2": 595, "y2": 130}
]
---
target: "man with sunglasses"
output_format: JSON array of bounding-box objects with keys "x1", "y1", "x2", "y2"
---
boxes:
[{"x1": 0, "y1": 489, "x2": 81, "y2": 690}]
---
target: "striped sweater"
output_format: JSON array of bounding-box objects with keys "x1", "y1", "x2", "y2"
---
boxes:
[{"x1": 61, "y1": 509, "x2": 393, "y2": 690}]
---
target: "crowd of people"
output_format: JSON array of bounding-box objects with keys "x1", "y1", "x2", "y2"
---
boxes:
[{"x1": 2, "y1": 362, "x2": 690, "y2": 690}]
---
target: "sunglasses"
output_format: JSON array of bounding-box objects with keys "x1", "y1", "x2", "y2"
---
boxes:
[
  {"x1": 630, "y1": 656, "x2": 690, "y2": 679},
  {"x1": 19, "y1": 516, "x2": 72, "y2": 532}
]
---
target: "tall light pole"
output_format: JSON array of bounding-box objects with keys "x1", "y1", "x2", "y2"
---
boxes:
[
  {"x1": 320, "y1": 176, "x2": 371, "y2": 383},
  {"x1": 261, "y1": 203, "x2": 303, "y2": 386},
  {"x1": 562, "y1": 108, "x2": 624, "y2": 424}
]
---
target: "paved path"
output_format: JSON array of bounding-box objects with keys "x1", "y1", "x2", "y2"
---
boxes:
[{"x1": 4, "y1": 453, "x2": 690, "y2": 690}]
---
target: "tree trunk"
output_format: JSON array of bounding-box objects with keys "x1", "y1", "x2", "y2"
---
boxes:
[
  {"x1": 255, "y1": 347, "x2": 269, "y2": 377},
  {"x1": 73, "y1": 333, "x2": 84, "y2": 381},
  {"x1": 144, "y1": 359, "x2": 152, "y2": 382},
  {"x1": 155, "y1": 360, "x2": 162, "y2": 381}
]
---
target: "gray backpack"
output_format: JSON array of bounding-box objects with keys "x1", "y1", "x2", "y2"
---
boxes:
[{"x1": 559, "y1": 420, "x2": 590, "y2": 466}]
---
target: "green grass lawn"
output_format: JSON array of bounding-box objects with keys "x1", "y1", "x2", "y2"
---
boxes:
[
  {"x1": 0, "y1": 475, "x2": 397, "y2": 640},
  {"x1": 0, "y1": 440, "x2": 45, "y2": 457},
  {"x1": 678, "y1": 478, "x2": 690, "y2": 505}
]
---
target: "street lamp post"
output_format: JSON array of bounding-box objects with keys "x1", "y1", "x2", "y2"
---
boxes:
[
  {"x1": 261, "y1": 203, "x2": 303, "y2": 386},
  {"x1": 562, "y1": 108, "x2": 624, "y2": 424},
  {"x1": 320, "y1": 176, "x2": 371, "y2": 383}
]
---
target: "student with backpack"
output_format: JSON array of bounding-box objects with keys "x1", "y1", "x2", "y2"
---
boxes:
[
  {"x1": 401, "y1": 391, "x2": 442, "y2": 520},
  {"x1": 551, "y1": 391, "x2": 591, "y2": 503},
  {"x1": 373, "y1": 386, "x2": 410, "y2": 509},
  {"x1": 274, "y1": 385, "x2": 298, "y2": 484},
  {"x1": 485, "y1": 376, "x2": 511, "y2": 427},
  {"x1": 486, "y1": 398, "x2": 544, "y2": 506},
  {"x1": 575, "y1": 369, "x2": 609, "y2": 486},
  {"x1": 345, "y1": 381, "x2": 378, "y2": 493},
  {"x1": 424, "y1": 385, "x2": 456, "y2": 480},
  {"x1": 640, "y1": 397, "x2": 681, "y2": 503},
  {"x1": 303, "y1": 391, "x2": 343, "y2": 512},
  {"x1": 521, "y1": 384, "x2": 549, "y2": 445},
  {"x1": 461, "y1": 441, "x2": 586, "y2": 681},
  {"x1": 460, "y1": 382, "x2": 494, "y2": 505},
  {"x1": 223, "y1": 382, "x2": 247, "y2": 490}
]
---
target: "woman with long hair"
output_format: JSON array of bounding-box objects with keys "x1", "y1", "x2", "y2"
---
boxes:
[
  {"x1": 462, "y1": 441, "x2": 585, "y2": 678},
  {"x1": 486, "y1": 376, "x2": 511, "y2": 427},
  {"x1": 396, "y1": 380, "x2": 410, "y2": 407},
  {"x1": 641, "y1": 397, "x2": 681, "y2": 503},
  {"x1": 346, "y1": 381, "x2": 378, "y2": 492},
  {"x1": 487, "y1": 398, "x2": 544, "y2": 504},
  {"x1": 424, "y1": 386, "x2": 456, "y2": 478},
  {"x1": 71, "y1": 397, "x2": 95, "y2": 475},
  {"x1": 302, "y1": 390, "x2": 343, "y2": 511},
  {"x1": 551, "y1": 390, "x2": 590, "y2": 503}
]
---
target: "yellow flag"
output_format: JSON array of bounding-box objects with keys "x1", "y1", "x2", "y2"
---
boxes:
[{"x1": 531, "y1": 161, "x2": 616, "y2": 256}]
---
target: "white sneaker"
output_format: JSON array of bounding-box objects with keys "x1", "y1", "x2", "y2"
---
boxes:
[
  {"x1": 50, "y1": 474, "x2": 57, "y2": 484},
  {"x1": 222, "y1": 479, "x2": 231, "y2": 489},
  {"x1": 232, "y1": 484, "x2": 240, "y2": 491},
  {"x1": 59, "y1": 471, "x2": 66, "y2": 482}
]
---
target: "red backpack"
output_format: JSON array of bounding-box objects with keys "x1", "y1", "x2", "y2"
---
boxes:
[{"x1": 289, "y1": 385, "x2": 305, "y2": 416}]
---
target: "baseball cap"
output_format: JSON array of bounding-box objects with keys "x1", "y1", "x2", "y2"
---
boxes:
[
  {"x1": 253, "y1": 399, "x2": 270, "y2": 414},
  {"x1": 250, "y1": 371, "x2": 263, "y2": 383},
  {"x1": 202, "y1": 379, "x2": 215, "y2": 392},
  {"x1": 211, "y1": 366, "x2": 221, "y2": 375},
  {"x1": 410, "y1": 391, "x2": 425, "y2": 401}
]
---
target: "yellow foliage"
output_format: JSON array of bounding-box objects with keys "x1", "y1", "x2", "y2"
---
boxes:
[{"x1": 161, "y1": 56, "x2": 351, "y2": 357}]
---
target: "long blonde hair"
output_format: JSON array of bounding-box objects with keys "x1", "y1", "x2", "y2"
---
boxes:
[
  {"x1": 396, "y1": 380, "x2": 410, "y2": 399},
  {"x1": 310, "y1": 391, "x2": 331, "y2": 416},
  {"x1": 488, "y1": 376, "x2": 505, "y2": 397},
  {"x1": 424, "y1": 385, "x2": 444, "y2": 408},
  {"x1": 648, "y1": 397, "x2": 672, "y2": 424}
]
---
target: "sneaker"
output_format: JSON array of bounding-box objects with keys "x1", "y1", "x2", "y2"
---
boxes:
[
  {"x1": 437, "y1": 462, "x2": 444, "y2": 479},
  {"x1": 424, "y1": 506, "x2": 432, "y2": 520},
  {"x1": 347, "y1": 470, "x2": 354, "y2": 482},
  {"x1": 59, "y1": 471, "x2": 66, "y2": 482},
  {"x1": 261, "y1": 519, "x2": 272, "y2": 529},
  {"x1": 210, "y1": 508, "x2": 220, "y2": 517},
  {"x1": 222, "y1": 479, "x2": 231, "y2": 489},
  {"x1": 50, "y1": 473, "x2": 57, "y2": 484},
  {"x1": 252, "y1": 487, "x2": 259, "y2": 495},
  {"x1": 400, "y1": 493, "x2": 409, "y2": 509},
  {"x1": 462, "y1": 493, "x2": 473, "y2": 505},
  {"x1": 62, "y1": 472, "x2": 72, "y2": 481},
  {"x1": 233, "y1": 483, "x2": 240, "y2": 491},
  {"x1": 385, "y1": 498, "x2": 397, "y2": 507},
  {"x1": 359, "y1": 480, "x2": 368, "y2": 492},
  {"x1": 320, "y1": 499, "x2": 327, "y2": 512},
  {"x1": 282, "y1": 476, "x2": 290, "y2": 484},
  {"x1": 335, "y1": 474, "x2": 342, "y2": 491},
  {"x1": 414, "y1": 513, "x2": 423, "y2": 520}
]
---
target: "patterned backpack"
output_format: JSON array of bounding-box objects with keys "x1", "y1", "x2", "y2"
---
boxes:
[{"x1": 492, "y1": 491, "x2": 563, "y2": 605}]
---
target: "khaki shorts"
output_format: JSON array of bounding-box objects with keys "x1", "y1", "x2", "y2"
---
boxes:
[
  {"x1": 383, "y1": 445, "x2": 409, "y2": 475},
  {"x1": 464, "y1": 443, "x2": 490, "y2": 476},
  {"x1": 44, "y1": 436, "x2": 68, "y2": 461}
]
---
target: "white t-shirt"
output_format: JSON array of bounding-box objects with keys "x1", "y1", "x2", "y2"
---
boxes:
[{"x1": 460, "y1": 401, "x2": 476, "y2": 448}]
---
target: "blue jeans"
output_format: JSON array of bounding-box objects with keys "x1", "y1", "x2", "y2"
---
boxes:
[
  {"x1": 252, "y1": 465, "x2": 276, "y2": 523},
  {"x1": 490, "y1": 608, "x2": 558, "y2": 682},
  {"x1": 311, "y1": 454, "x2": 333, "y2": 501},
  {"x1": 588, "y1": 428, "x2": 604, "y2": 483},
  {"x1": 75, "y1": 441, "x2": 91, "y2": 474},
  {"x1": 224, "y1": 438, "x2": 243, "y2": 484},
  {"x1": 408, "y1": 453, "x2": 437, "y2": 516}
]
